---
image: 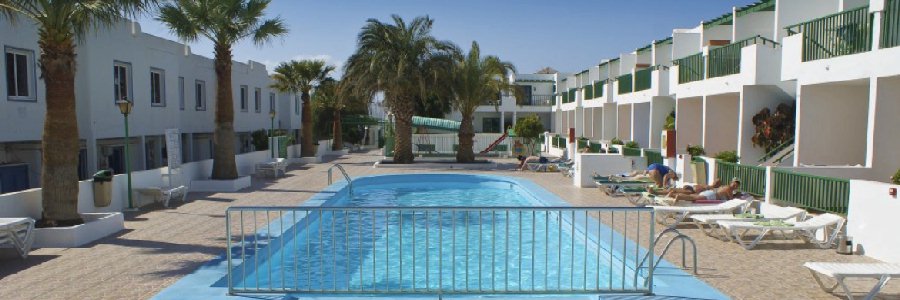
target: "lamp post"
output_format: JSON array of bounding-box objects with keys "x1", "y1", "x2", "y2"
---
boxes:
[
  {"x1": 269, "y1": 110, "x2": 276, "y2": 158},
  {"x1": 116, "y1": 98, "x2": 135, "y2": 210}
]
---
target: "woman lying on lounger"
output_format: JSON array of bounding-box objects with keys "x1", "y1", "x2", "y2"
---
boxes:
[
  {"x1": 670, "y1": 178, "x2": 741, "y2": 202},
  {"x1": 517, "y1": 155, "x2": 549, "y2": 171},
  {"x1": 647, "y1": 179, "x2": 722, "y2": 196}
]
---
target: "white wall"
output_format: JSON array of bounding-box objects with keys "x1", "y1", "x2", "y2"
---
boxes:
[
  {"x1": 796, "y1": 82, "x2": 869, "y2": 166},
  {"x1": 672, "y1": 31, "x2": 702, "y2": 59},
  {"x1": 631, "y1": 102, "x2": 651, "y2": 148},
  {"x1": 846, "y1": 180, "x2": 900, "y2": 263},
  {"x1": 734, "y1": 11, "x2": 776, "y2": 40},
  {"x1": 774, "y1": 0, "x2": 841, "y2": 41},
  {"x1": 649, "y1": 97, "x2": 676, "y2": 149},
  {"x1": 573, "y1": 153, "x2": 642, "y2": 187},
  {"x1": 703, "y1": 25, "x2": 733, "y2": 46},
  {"x1": 616, "y1": 104, "x2": 632, "y2": 141},
  {"x1": 675, "y1": 97, "x2": 703, "y2": 153},
  {"x1": 870, "y1": 76, "x2": 900, "y2": 182},
  {"x1": 602, "y1": 103, "x2": 617, "y2": 141},
  {"x1": 703, "y1": 93, "x2": 740, "y2": 155}
]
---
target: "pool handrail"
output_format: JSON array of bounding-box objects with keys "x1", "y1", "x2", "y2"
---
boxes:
[{"x1": 327, "y1": 163, "x2": 352, "y2": 197}]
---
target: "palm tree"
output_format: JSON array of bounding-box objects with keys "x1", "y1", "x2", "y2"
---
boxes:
[
  {"x1": 343, "y1": 15, "x2": 458, "y2": 163},
  {"x1": 270, "y1": 60, "x2": 334, "y2": 157},
  {"x1": 314, "y1": 80, "x2": 370, "y2": 151},
  {"x1": 0, "y1": 0, "x2": 157, "y2": 226},
  {"x1": 448, "y1": 41, "x2": 516, "y2": 163},
  {"x1": 157, "y1": 0, "x2": 287, "y2": 179}
]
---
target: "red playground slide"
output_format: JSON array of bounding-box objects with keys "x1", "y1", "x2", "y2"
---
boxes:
[{"x1": 479, "y1": 131, "x2": 509, "y2": 154}]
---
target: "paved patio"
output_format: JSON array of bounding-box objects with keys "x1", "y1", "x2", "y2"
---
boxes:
[{"x1": 0, "y1": 150, "x2": 897, "y2": 299}]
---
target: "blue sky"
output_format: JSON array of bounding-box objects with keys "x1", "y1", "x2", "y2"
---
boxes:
[{"x1": 137, "y1": 0, "x2": 759, "y2": 75}]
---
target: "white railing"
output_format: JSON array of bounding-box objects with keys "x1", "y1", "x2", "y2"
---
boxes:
[{"x1": 225, "y1": 206, "x2": 656, "y2": 296}]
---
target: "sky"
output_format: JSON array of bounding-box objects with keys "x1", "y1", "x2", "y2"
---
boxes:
[{"x1": 137, "y1": 0, "x2": 760, "y2": 76}]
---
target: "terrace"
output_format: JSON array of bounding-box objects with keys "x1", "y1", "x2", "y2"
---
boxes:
[{"x1": 2, "y1": 151, "x2": 898, "y2": 299}]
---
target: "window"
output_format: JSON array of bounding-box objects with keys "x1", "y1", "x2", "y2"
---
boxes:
[
  {"x1": 195, "y1": 80, "x2": 206, "y2": 110},
  {"x1": 253, "y1": 88, "x2": 262, "y2": 113},
  {"x1": 150, "y1": 68, "x2": 165, "y2": 106},
  {"x1": 269, "y1": 92, "x2": 276, "y2": 112},
  {"x1": 113, "y1": 62, "x2": 132, "y2": 103},
  {"x1": 294, "y1": 95, "x2": 300, "y2": 115},
  {"x1": 178, "y1": 77, "x2": 185, "y2": 110},
  {"x1": 5, "y1": 47, "x2": 36, "y2": 101},
  {"x1": 239, "y1": 85, "x2": 248, "y2": 111},
  {"x1": 254, "y1": 88, "x2": 261, "y2": 113}
]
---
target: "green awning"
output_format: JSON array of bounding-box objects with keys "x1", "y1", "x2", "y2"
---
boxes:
[{"x1": 412, "y1": 116, "x2": 460, "y2": 132}]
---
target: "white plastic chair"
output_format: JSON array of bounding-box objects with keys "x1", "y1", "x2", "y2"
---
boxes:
[{"x1": 718, "y1": 213, "x2": 844, "y2": 250}]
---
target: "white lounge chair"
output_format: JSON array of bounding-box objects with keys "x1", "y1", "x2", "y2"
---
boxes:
[
  {"x1": 690, "y1": 204, "x2": 807, "y2": 239},
  {"x1": 0, "y1": 218, "x2": 36, "y2": 259},
  {"x1": 650, "y1": 199, "x2": 751, "y2": 226},
  {"x1": 718, "y1": 213, "x2": 844, "y2": 250},
  {"x1": 255, "y1": 158, "x2": 288, "y2": 177},
  {"x1": 805, "y1": 262, "x2": 900, "y2": 300},
  {"x1": 136, "y1": 185, "x2": 188, "y2": 208}
]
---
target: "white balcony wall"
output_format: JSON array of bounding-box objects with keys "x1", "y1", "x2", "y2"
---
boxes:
[
  {"x1": 619, "y1": 53, "x2": 637, "y2": 74},
  {"x1": 636, "y1": 50, "x2": 652, "y2": 66},
  {"x1": 703, "y1": 93, "x2": 740, "y2": 155},
  {"x1": 734, "y1": 11, "x2": 776, "y2": 40},
  {"x1": 653, "y1": 42, "x2": 674, "y2": 66},
  {"x1": 702, "y1": 24, "x2": 733, "y2": 45},
  {"x1": 774, "y1": 0, "x2": 841, "y2": 41},
  {"x1": 631, "y1": 102, "x2": 651, "y2": 147},
  {"x1": 672, "y1": 31, "x2": 702, "y2": 59},
  {"x1": 795, "y1": 81, "x2": 869, "y2": 166},
  {"x1": 602, "y1": 103, "x2": 618, "y2": 141}
]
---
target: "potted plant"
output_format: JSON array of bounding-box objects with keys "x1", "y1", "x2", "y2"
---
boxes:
[
  {"x1": 625, "y1": 140, "x2": 640, "y2": 149},
  {"x1": 714, "y1": 150, "x2": 740, "y2": 163},
  {"x1": 686, "y1": 144, "x2": 706, "y2": 157},
  {"x1": 892, "y1": 168, "x2": 900, "y2": 185}
]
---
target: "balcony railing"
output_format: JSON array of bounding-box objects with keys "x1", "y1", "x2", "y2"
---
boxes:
[
  {"x1": 521, "y1": 94, "x2": 554, "y2": 106},
  {"x1": 582, "y1": 84, "x2": 593, "y2": 99},
  {"x1": 772, "y1": 169, "x2": 850, "y2": 214},
  {"x1": 617, "y1": 74, "x2": 633, "y2": 95},
  {"x1": 707, "y1": 35, "x2": 779, "y2": 78},
  {"x1": 883, "y1": 0, "x2": 900, "y2": 49},
  {"x1": 715, "y1": 161, "x2": 767, "y2": 196},
  {"x1": 674, "y1": 53, "x2": 705, "y2": 84},
  {"x1": 592, "y1": 80, "x2": 605, "y2": 99},
  {"x1": 567, "y1": 88, "x2": 577, "y2": 103},
  {"x1": 634, "y1": 68, "x2": 652, "y2": 92},
  {"x1": 785, "y1": 6, "x2": 873, "y2": 62}
]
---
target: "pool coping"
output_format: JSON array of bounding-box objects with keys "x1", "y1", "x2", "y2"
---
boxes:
[{"x1": 152, "y1": 173, "x2": 729, "y2": 300}]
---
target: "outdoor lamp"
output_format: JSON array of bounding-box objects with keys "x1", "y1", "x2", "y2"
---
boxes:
[
  {"x1": 116, "y1": 98, "x2": 135, "y2": 210},
  {"x1": 116, "y1": 99, "x2": 133, "y2": 115},
  {"x1": 269, "y1": 110, "x2": 276, "y2": 158}
]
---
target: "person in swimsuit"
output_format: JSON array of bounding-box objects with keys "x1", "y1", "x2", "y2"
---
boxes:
[
  {"x1": 647, "y1": 179, "x2": 722, "y2": 196},
  {"x1": 672, "y1": 178, "x2": 741, "y2": 202}
]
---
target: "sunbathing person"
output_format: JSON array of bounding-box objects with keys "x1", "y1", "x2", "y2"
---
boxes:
[
  {"x1": 517, "y1": 155, "x2": 547, "y2": 171},
  {"x1": 622, "y1": 163, "x2": 677, "y2": 188},
  {"x1": 670, "y1": 178, "x2": 740, "y2": 202},
  {"x1": 647, "y1": 179, "x2": 722, "y2": 196}
]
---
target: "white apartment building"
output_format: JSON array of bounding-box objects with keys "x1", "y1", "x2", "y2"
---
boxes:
[
  {"x1": 0, "y1": 20, "x2": 300, "y2": 193},
  {"x1": 445, "y1": 73, "x2": 556, "y2": 134}
]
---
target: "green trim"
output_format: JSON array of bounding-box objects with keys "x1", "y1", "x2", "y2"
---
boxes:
[
  {"x1": 703, "y1": 13, "x2": 734, "y2": 28},
  {"x1": 411, "y1": 116, "x2": 461, "y2": 132},
  {"x1": 636, "y1": 44, "x2": 653, "y2": 53},
  {"x1": 654, "y1": 37, "x2": 673, "y2": 45},
  {"x1": 736, "y1": 0, "x2": 776, "y2": 18}
]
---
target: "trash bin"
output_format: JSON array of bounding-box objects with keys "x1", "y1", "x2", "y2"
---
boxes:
[{"x1": 92, "y1": 169, "x2": 113, "y2": 207}]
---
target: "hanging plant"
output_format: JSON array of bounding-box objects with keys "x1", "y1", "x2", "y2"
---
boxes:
[{"x1": 752, "y1": 103, "x2": 796, "y2": 152}]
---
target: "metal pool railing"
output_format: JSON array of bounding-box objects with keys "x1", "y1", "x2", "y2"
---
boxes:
[{"x1": 225, "y1": 206, "x2": 657, "y2": 297}]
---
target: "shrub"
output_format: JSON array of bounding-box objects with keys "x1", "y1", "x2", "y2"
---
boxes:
[
  {"x1": 251, "y1": 129, "x2": 269, "y2": 151},
  {"x1": 610, "y1": 137, "x2": 624, "y2": 145},
  {"x1": 893, "y1": 169, "x2": 900, "y2": 185},
  {"x1": 686, "y1": 144, "x2": 705, "y2": 157},
  {"x1": 624, "y1": 141, "x2": 640, "y2": 148},
  {"x1": 752, "y1": 103, "x2": 795, "y2": 152},
  {"x1": 715, "y1": 151, "x2": 740, "y2": 163},
  {"x1": 663, "y1": 110, "x2": 676, "y2": 130},
  {"x1": 514, "y1": 114, "x2": 545, "y2": 154}
]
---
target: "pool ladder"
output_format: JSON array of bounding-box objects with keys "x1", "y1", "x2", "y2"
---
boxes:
[
  {"x1": 635, "y1": 227, "x2": 698, "y2": 287},
  {"x1": 327, "y1": 163, "x2": 353, "y2": 197}
]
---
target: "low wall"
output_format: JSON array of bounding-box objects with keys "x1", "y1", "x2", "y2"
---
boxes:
[
  {"x1": 846, "y1": 180, "x2": 900, "y2": 263},
  {"x1": 573, "y1": 153, "x2": 641, "y2": 187},
  {"x1": 0, "y1": 149, "x2": 288, "y2": 219}
]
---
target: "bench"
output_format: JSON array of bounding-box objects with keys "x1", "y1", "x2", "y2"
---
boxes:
[
  {"x1": 255, "y1": 158, "x2": 288, "y2": 177},
  {"x1": 136, "y1": 185, "x2": 188, "y2": 208}
]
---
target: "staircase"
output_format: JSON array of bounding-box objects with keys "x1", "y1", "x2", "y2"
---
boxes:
[{"x1": 758, "y1": 138, "x2": 795, "y2": 167}]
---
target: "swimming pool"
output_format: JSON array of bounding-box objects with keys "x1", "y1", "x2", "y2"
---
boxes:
[{"x1": 221, "y1": 174, "x2": 726, "y2": 298}]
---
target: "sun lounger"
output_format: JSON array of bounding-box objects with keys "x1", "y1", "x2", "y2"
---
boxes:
[
  {"x1": 650, "y1": 199, "x2": 751, "y2": 227},
  {"x1": 717, "y1": 213, "x2": 844, "y2": 250},
  {"x1": 805, "y1": 262, "x2": 900, "y2": 300},
  {"x1": 593, "y1": 174, "x2": 655, "y2": 196},
  {"x1": 136, "y1": 185, "x2": 188, "y2": 208},
  {"x1": 0, "y1": 218, "x2": 35, "y2": 259},
  {"x1": 255, "y1": 158, "x2": 288, "y2": 177},
  {"x1": 691, "y1": 204, "x2": 807, "y2": 239}
]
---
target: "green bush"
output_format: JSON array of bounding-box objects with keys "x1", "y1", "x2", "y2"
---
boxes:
[
  {"x1": 893, "y1": 168, "x2": 900, "y2": 185},
  {"x1": 624, "y1": 141, "x2": 640, "y2": 148},
  {"x1": 663, "y1": 110, "x2": 676, "y2": 130},
  {"x1": 610, "y1": 137, "x2": 624, "y2": 145},
  {"x1": 715, "y1": 150, "x2": 740, "y2": 163},
  {"x1": 686, "y1": 144, "x2": 706, "y2": 157},
  {"x1": 251, "y1": 129, "x2": 269, "y2": 151},
  {"x1": 514, "y1": 114, "x2": 545, "y2": 154}
]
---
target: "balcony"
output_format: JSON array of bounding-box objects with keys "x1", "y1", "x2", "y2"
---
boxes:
[
  {"x1": 674, "y1": 35, "x2": 779, "y2": 83},
  {"x1": 592, "y1": 80, "x2": 605, "y2": 99},
  {"x1": 785, "y1": 6, "x2": 872, "y2": 62},
  {"x1": 674, "y1": 53, "x2": 705, "y2": 84},
  {"x1": 517, "y1": 94, "x2": 554, "y2": 106},
  {"x1": 634, "y1": 68, "x2": 652, "y2": 92},
  {"x1": 883, "y1": 0, "x2": 900, "y2": 49},
  {"x1": 616, "y1": 74, "x2": 633, "y2": 95}
]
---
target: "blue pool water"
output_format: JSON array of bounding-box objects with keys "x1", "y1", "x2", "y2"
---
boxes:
[{"x1": 154, "y1": 174, "x2": 728, "y2": 299}]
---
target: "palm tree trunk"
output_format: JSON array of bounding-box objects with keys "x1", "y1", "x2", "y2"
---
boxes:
[
  {"x1": 392, "y1": 96, "x2": 415, "y2": 163},
  {"x1": 332, "y1": 109, "x2": 343, "y2": 151},
  {"x1": 38, "y1": 35, "x2": 83, "y2": 225},
  {"x1": 211, "y1": 44, "x2": 238, "y2": 180},
  {"x1": 457, "y1": 113, "x2": 475, "y2": 163},
  {"x1": 300, "y1": 91, "x2": 315, "y2": 157}
]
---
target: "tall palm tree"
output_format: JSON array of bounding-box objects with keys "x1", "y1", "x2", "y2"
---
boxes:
[
  {"x1": 157, "y1": 0, "x2": 287, "y2": 179},
  {"x1": 343, "y1": 15, "x2": 458, "y2": 163},
  {"x1": 314, "y1": 80, "x2": 369, "y2": 151},
  {"x1": 270, "y1": 60, "x2": 334, "y2": 157},
  {"x1": 449, "y1": 41, "x2": 516, "y2": 163},
  {"x1": 0, "y1": 0, "x2": 157, "y2": 226}
]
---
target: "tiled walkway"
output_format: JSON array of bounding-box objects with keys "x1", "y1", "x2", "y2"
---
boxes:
[{"x1": 0, "y1": 151, "x2": 897, "y2": 299}]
